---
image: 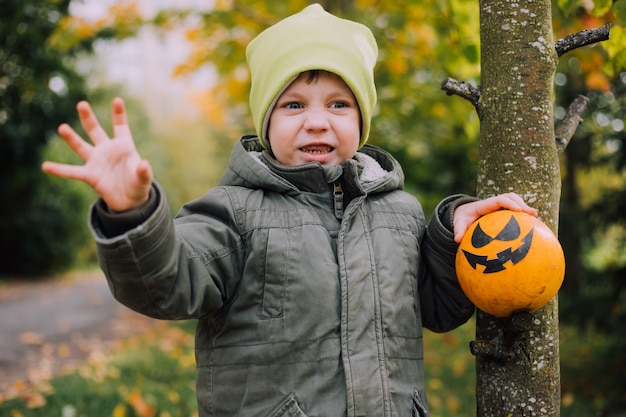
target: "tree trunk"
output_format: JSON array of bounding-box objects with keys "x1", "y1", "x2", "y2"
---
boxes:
[{"x1": 475, "y1": 0, "x2": 561, "y2": 416}]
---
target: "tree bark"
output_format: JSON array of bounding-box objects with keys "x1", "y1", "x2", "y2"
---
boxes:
[{"x1": 475, "y1": 0, "x2": 561, "y2": 416}]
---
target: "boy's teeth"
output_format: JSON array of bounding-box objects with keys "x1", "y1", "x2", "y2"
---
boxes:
[{"x1": 302, "y1": 146, "x2": 332, "y2": 154}]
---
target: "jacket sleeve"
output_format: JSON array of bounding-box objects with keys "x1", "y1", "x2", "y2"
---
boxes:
[
  {"x1": 418, "y1": 194, "x2": 476, "y2": 333},
  {"x1": 89, "y1": 182, "x2": 245, "y2": 320}
]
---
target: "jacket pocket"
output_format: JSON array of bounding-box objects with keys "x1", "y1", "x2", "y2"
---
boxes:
[
  {"x1": 266, "y1": 393, "x2": 309, "y2": 417},
  {"x1": 260, "y1": 228, "x2": 292, "y2": 319},
  {"x1": 411, "y1": 388, "x2": 429, "y2": 417}
]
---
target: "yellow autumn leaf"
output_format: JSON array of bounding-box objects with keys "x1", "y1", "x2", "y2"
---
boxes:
[
  {"x1": 109, "y1": 2, "x2": 141, "y2": 23},
  {"x1": 112, "y1": 404, "x2": 126, "y2": 417},
  {"x1": 57, "y1": 343, "x2": 71, "y2": 358},
  {"x1": 451, "y1": 355, "x2": 468, "y2": 377},
  {"x1": 167, "y1": 390, "x2": 180, "y2": 403},
  {"x1": 431, "y1": 103, "x2": 448, "y2": 119},
  {"x1": 215, "y1": 0, "x2": 234, "y2": 10},
  {"x1": 13, "y1": 380, "x2": 26, "y2": 392},
  {"x1": 190, "y1": 90, "x2": 226, "y2": 125},
  {"x1": 185, "y1": 28, "x2": 202, "y2": 42},
  {"x1": 445, "y1": 394, "x2": 461, "y2": 413},
  {"x1": 428, "y1": 378, "x2": 443, "y2": 390},
  {"x1": 75, "y1": 18, "x2": 97, "y2": 38},
  {"x1": 387, "y1": 56, "x2": 408, "y2": 76}
]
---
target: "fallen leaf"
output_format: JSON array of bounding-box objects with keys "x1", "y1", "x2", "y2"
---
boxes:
[
  {"x1": 19, "y1": 391, "x2": 46, "y2": 409},
  {"x1": 112, "y1": 403, "x2": 126, "y2": 417},
  {"x1": 167, "y1": 390, "x2": 180, "y2": 403},
  {"x1": 127, "y1": 389, "x2": 156, "y2": 417},
  {"x1": 13, "y1": 380, "x2": 26, "y2": 392},
  {"x1": 57, "y1": 344, "x2": 71, "y2": 358},
  {"x1": 18, "y1": 332, "x2": 45, "y2": 346}
]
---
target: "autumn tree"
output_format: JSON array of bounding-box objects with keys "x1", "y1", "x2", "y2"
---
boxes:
[{"x1": 442, "y1": 0, "x2": 620, "y2": 415}]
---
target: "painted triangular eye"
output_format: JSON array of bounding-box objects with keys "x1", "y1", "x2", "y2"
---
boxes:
[
  {"x1": 471, "y1": 214, "x2": 522, "y2": 248},
  {"x1": 471, "y1": 223, "x2": 494, "y2": 248},
  {"x1": 494, "y1": 215, "x2": 521, "y2": 241}
]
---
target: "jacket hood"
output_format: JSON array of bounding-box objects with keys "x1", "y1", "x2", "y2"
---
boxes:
[{"x1": 218, "y1": 136, "x2": 404, "y2": 196}]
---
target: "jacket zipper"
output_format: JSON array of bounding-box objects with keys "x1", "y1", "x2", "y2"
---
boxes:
[{"x1": 333, "y1": 180, "x2": 344, "y2": 219}]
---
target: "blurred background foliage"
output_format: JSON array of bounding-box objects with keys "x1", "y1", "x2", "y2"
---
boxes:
[
  {"x1": 0, "y1": 0, "x2": 91, "y2": 275},
  {"x1": 1, "y1": 0, "x2": 625, "y2": 415}
]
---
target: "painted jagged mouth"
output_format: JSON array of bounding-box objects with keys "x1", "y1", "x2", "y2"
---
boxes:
[{"x1": 300, "y1": 145, "x2": 334, "y2": 154}]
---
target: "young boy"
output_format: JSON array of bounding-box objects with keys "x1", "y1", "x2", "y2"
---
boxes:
[{"x1": 43, "y1": 4, "x2": 536, "y2": 416}]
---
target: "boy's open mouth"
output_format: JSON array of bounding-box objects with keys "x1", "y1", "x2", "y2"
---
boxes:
[{"x1": 301, "y1": 145, "x2": 333, "y2": 154}]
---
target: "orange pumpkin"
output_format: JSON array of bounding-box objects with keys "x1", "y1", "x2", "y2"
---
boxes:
[{"x1": 455, "y1": 210, "x2": 565, "y2": 317}]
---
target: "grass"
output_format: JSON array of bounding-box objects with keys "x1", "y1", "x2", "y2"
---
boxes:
[
  {"x1": 1, "y1": 321, "x2": 198, "y2": 417},
  {"x1": 560, "y1": 325, "x2": 626, "y2": 417},
  {"x1": 1, "y1": 317, "x2": 623, "y2": 417},
  {"x1": 424, "y1": 323, "x2": 476, "y2": 417}
]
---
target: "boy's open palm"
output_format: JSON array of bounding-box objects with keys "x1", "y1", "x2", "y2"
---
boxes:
[{"x1": 42, "y1": 98, "x2": 153, "y2": 212}]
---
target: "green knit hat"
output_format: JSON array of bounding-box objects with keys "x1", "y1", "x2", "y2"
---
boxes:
[{"x1": 246, "y1": 3, "x2": 378, "y2": 149}]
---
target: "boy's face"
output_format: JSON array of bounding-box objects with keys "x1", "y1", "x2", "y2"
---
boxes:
[{"x1": 267, "y1": 71, "x2": 361, "y2": 166}]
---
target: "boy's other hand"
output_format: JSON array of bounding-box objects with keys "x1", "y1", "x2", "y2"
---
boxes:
[
  {"x1": 42, "y1": 97, "x2": 153, "y2": 212},
  {"x1": 452, "y1": 193, "x2": 538, "y2": 243}
]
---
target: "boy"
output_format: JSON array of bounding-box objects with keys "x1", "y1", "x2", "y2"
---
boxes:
[{"x1": 43, "y1": 4, "x2": 536, "y2": 416}]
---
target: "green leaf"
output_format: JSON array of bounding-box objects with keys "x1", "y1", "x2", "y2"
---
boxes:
[
  {"x1": 614, "y1": 0, "x2": 626, "y2": 25},
  {"x1": 593, "y1": 25, "x2": 626, "y2": 77},
  {"x1": 590, "y1": 0, "x2": 613, "y2": 16},
  {"x1": 602, "y1": 25, "x2": 626, "y2": 58},
  {"x1": 463, "y1": 44, "x2": 479, "y2": 65},
  {"x1": 557, "y1": 0, "x2": 582, "y2": 16}
]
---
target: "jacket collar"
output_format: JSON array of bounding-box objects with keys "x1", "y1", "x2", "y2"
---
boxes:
[
  {"x1": 259, "y1": 151, "x2": 343, "y2": 194},
  {"x1": 218, "y1": 136, "x2": 405, "y2": 196}
]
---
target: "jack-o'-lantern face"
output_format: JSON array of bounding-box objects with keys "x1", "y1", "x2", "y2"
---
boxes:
[
  {"x1": 462, "y1": 214, "x2": 533, "y2": 273},
  {"x1": 455, "y1": 210, "x2": 565, "y2": 318}
]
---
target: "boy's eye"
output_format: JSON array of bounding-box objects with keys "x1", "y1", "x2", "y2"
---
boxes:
[
  {"x1": 284, "y1": 102, "x2": 303, "y2": 109},
  {"x1": 330, "y1": 101, "x2": 349, "y2": 109}
]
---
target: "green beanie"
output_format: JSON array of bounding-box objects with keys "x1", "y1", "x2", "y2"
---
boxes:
[{"x1": 246, "y1": 3, "x2": 378, "y2": 149}]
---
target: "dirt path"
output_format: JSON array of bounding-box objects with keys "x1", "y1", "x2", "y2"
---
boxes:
[{"x1": 0, "y1": 270, "x2": 160, "y2": 398}]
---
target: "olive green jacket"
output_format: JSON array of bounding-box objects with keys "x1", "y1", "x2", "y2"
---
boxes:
[{"x1": 90, "y1": 136, "x2": 474, "y2": 417}]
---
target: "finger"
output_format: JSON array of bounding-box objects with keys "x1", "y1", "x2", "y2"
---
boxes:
[
  {"x1": 136, "y1": 159, "x2": 154, "y2": 186},
  {"x1": 499, "y1": 193, "x2": 538, "y2": 215},
  {"x1": 41, "y1": 161, "x2": 87, "y2": 182},
  {"x1": 454, "y1": 217, "x2": 473, "y2": 243},
  {"x1": 454, "y1": 228, "x2": 464, "y2": 243},
  {"x1": 503, "y1": 193, "x2": 527, "y2": 207},
  {"x1": 76, "y1": 101, "x2": 110, "y2": 145},
  {"x1": 482, "y1": 194, "x2": 521, "y2": 213},
  {"x1": 57, "y1": 123, "x2": 93, "y2": 160},
  {"x1": 111, "y1": 97, "x2": 133, "y2": 140}
]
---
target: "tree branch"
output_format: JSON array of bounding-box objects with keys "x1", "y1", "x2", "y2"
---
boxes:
[
  {"x1": 470, "y1": 311, "x2": 533, "y2": 363},
  {"x1": 555, "y1": 24, "x2": 611, "y2": 57},
  {"x1": 440, "y1": 77, "x2": 481, "y2": 109},
  {"x1": 555, "y1": 95, "x2": 589, "y2": 154}
]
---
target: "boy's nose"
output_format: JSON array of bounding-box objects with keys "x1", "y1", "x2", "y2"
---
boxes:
[{"x1": 303, "y1": 109, "x2": 330, "y2": 132}]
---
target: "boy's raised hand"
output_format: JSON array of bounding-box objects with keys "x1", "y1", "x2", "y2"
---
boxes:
[
  {"x1": 42, "y1": 98, "x2": 153, "y2": 212},
  {"x1": 452, "y1": 193, "x2": 538, "y2": 243}
]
